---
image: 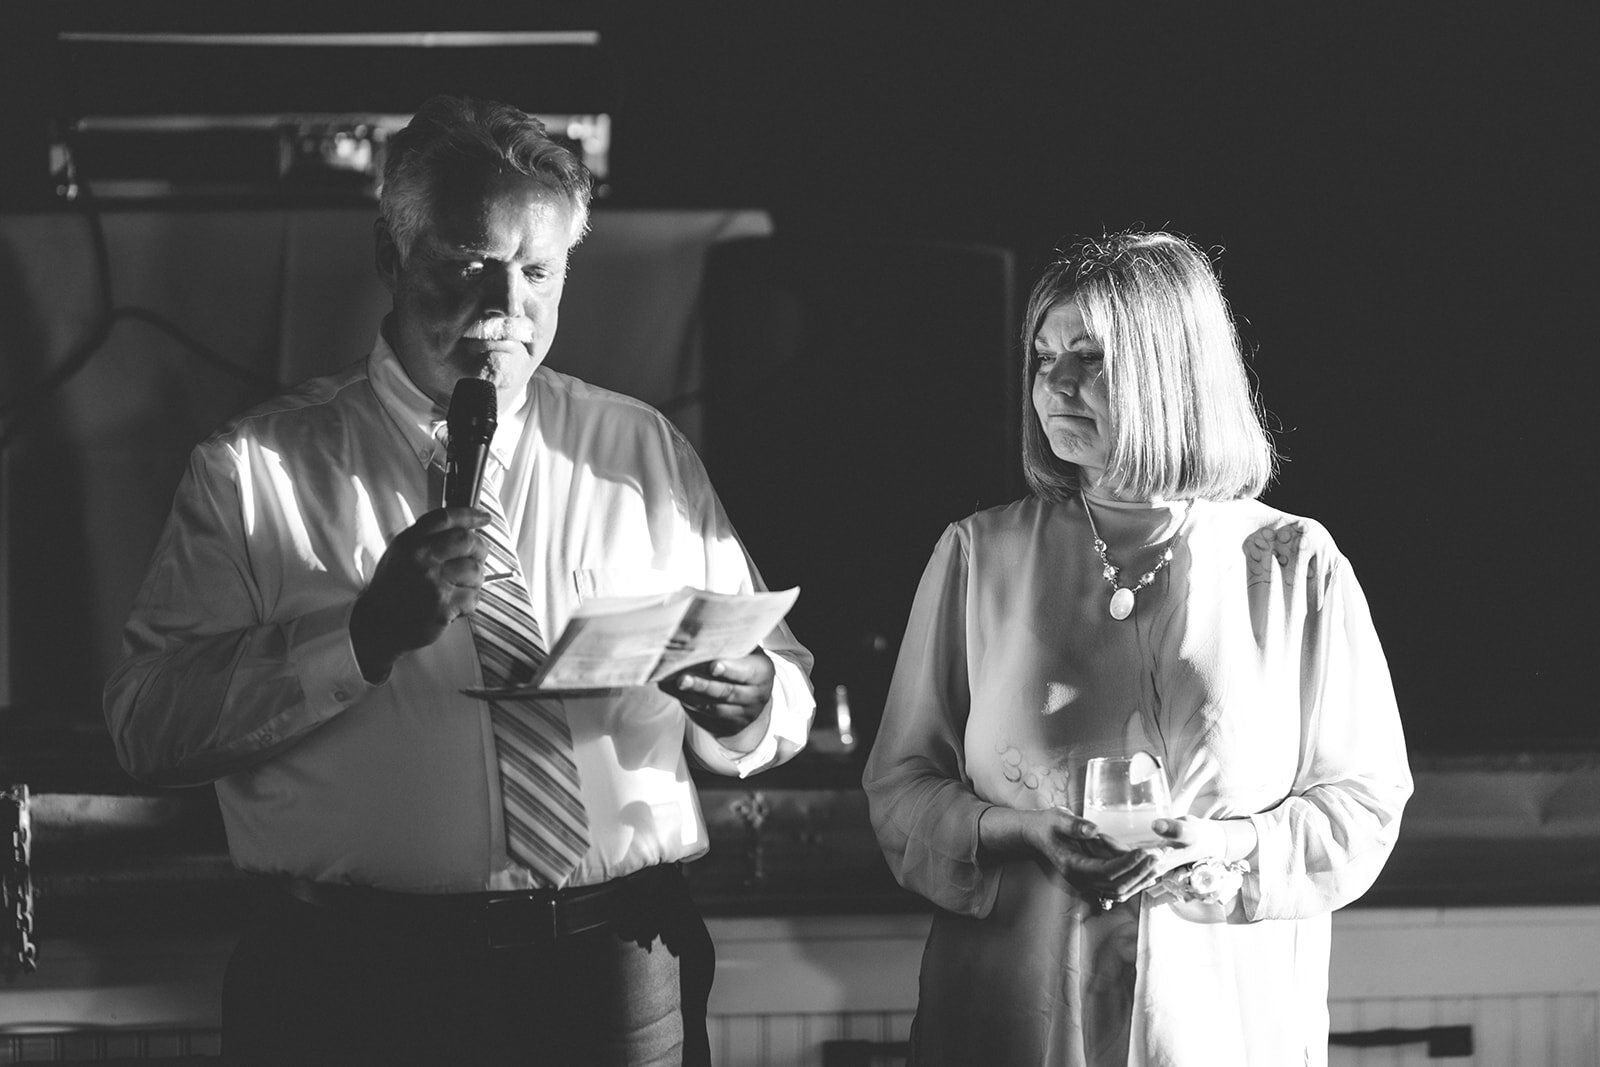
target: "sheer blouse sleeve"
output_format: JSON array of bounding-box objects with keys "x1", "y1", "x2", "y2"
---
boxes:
[
  {"x1": 862, "y1": 523, "x2": 1003, "y2": 918},
  {"x1": 1242, "y1": 548, "x2": 1414, "y2": 921}
]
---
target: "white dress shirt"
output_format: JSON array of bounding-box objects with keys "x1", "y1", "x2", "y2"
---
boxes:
[{"x1": 105, "y1": 335, "x2": 814, "y2": 892}]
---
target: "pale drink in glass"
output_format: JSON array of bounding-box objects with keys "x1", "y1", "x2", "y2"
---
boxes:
[{"x1": 1083, "y1": 752, "x2": 1171, "y2": 849}]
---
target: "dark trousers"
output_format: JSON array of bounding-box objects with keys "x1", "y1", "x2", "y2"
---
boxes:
[{"x1": 221, "y1": 871, "x2": 715, "y2": 1066}]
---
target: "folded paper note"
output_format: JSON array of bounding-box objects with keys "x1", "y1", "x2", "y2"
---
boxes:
[{"x1": 464, "y1": 586, "x2": 800, "y2": 696}]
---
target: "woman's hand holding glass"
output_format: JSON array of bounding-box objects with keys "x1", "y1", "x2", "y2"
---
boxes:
[
  {"x1": 980, "y1": 747, "x2": 1253, "y2": 909},
  {"x1": 1069, "y1": 753, "x2": 1239, "y2": 906},
  {"x1": 1146, "y1": 815, "x2": 1229, "y2": 870},
  {"x1": 1048, "y1": 812, "x2": 1232, "y2": 906},
  {"x1": 979, "y1": 805, "x2": 1157, "y2": 908},
  {"x1": 1031, "y1": 809, "x2": 1161, "y2": 908}
]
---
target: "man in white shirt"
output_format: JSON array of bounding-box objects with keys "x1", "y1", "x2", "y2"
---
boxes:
[{"x1": 104, "y1": 94, "x2": 814, "y2": 1066}]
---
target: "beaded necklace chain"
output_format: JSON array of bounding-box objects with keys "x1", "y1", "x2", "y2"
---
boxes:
[{"x1": 1080, "y1": 492, "x2": 1193, "y2": 621}]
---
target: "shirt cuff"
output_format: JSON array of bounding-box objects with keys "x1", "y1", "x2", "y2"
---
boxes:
[
  {"x1": 295, "y1": 599, "x2": 379, "y2": 708},
  {"x1": 684, "y1": 650, "x2": 814, "y2": 778},
  {"x1": 683, "y1": 701, "x2": 782, "y2": 778},
  {"x1": 1241, "y1": 810, "x2": 1278, "y2": 920},
  {"x1": 718, "y1": 706, "x2": 780, "y2": 778}
]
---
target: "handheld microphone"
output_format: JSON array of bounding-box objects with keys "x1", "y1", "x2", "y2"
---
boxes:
[{"x1": 443, "y1": 378, "x2": 498, "y2": 509}]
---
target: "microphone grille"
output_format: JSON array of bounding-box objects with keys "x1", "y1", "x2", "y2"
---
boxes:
[{"x1": 446, "y1": 378, "x2": 498, "y2": 438}]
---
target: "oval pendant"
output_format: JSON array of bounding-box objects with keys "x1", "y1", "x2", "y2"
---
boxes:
[{"x1": 1108, "y1": 587, "x2": 1136, "y2": 620}]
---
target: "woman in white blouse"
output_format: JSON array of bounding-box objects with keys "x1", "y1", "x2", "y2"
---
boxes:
[{"x1": 862, "y1": 230, "x2": 1412, "y2": 1066}]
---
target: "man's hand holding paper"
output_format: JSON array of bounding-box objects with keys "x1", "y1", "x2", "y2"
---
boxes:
[
  {"x1": 659, "y1": 649, "x2": 777, "y2": 739},
  {"x1": 463, "y1": 586, "x2": 799, "y2": 697}
]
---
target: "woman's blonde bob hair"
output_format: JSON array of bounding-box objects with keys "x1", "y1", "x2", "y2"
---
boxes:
[{"x1": 1020, "y1": 230, "x2": 1277, "y2": 503}]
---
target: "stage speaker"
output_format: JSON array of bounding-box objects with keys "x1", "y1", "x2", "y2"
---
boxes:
[{"x1": 701, "y1": 235, "x2": 1020, "y2": 752}]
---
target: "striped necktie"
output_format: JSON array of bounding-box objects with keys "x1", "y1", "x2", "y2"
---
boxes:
[{"x1": 468, "y1": 465, "x2": 590, "y2": 886}]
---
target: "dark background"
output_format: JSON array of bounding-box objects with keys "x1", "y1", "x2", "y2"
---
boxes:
[{"x1": 1, "y1": 2, "x2": 1595, "y2": 756}]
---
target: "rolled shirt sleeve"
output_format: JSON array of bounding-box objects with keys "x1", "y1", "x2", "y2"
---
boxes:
[{"x1": 104, "y1": 440, "x2": 377, "y2": 788}]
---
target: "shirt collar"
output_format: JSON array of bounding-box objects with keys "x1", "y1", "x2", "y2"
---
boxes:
[{"x1": 367, "y1": 329, "x2": 531, "y2": 473}]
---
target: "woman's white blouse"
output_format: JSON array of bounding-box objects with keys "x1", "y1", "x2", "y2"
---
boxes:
[{"x1": 864, "y1": 493, "x2": 1412, "y2": 1066}]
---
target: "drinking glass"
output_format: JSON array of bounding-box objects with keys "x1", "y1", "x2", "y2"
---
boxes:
[{"x1": 1082, "y1": 752, "x2": 1171, "y2": 848}]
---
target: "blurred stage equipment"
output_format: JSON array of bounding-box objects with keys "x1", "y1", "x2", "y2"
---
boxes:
[{"x1": 46, "y1": 30, "x2": 612, "y2": 203}]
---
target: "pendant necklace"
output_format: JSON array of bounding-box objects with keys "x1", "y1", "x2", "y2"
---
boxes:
[{"x1": 1081, "y1": 492, "x2": 1193, "y2": 621}]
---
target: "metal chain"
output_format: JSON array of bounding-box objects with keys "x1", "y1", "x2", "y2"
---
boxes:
[
  {"x1": 1081, "y1": 494, "x2": 1193, "y2": 593},
  {"x1": 2, "y1": 784, "x2": 37, "y2": 979},
  {"x1": 1080, "y1": 494, "x2": 1185, "y2": 594},
  {"x1": 1090, "y1": 535, "x2": 1175, "y2": 593}
]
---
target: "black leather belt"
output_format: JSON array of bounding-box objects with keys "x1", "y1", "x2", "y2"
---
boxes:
[{"x1": 279, "y1": 863, "x2": 684, "y2": 950}]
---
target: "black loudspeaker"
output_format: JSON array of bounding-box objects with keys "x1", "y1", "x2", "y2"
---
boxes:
[{"x1": 701, "y1": 236, "x2": 1020, "y2": 752}]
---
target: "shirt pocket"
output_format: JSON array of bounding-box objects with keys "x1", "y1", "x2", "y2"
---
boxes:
[{"x1": 572, "y1": 567, "x2": 681, "y2": 604}]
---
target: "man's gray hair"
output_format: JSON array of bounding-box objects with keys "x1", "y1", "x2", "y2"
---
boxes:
[{"x1": 378, "y1": 95, "x2": 594, "y2": 262}]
